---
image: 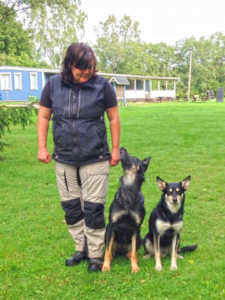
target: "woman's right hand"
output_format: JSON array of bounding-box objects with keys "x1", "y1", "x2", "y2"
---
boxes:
[{"x1": 38, "y1": 148, "x2": 52, "y2": 164}]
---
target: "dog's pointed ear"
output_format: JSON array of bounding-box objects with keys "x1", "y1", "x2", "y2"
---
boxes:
[
  {"x1": 181, "y1": 176, "x2": 191, "y2": 190},
  {"x1": 120, "y1": 147, "x2": 127, "y2": 159},
  {"x1": 157, "y1": 176, "x2": 167, "y2": 191},
  {"x1": 120, "y1": 147, "x2": 127, "y2": 152},
  {"x1": 142, "y1": 157, "x2": 151, "y2": 172}
]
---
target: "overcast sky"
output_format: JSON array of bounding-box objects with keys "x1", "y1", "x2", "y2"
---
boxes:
[{"x1": 80, "y1": 0, "x2": 225, "y2": 45}]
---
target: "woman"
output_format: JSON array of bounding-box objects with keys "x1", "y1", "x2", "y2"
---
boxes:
[{"x1": 37, "y1": 43, "x2": 120, "y2": 272}]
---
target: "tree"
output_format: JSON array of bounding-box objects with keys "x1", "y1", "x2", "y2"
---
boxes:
[
  {"x1": 94, "y1": 15, "x2": 175, "y2": 77},
  {"x1": 0, "y1": 0, "x2": 72, "y2": 21},
  {"x1": 0, "y1": 3, "x2": 33, "y2": 56},
  {"x1": 173, "y1": 34, "x2": 225, "y2": 97},
  {"x1": 95, "y1": 14, "x2": 141, "y2": 44},
  {"x1": 144, "y1": 42, "x2": 176, "y2": 77},
  {"x1": 94, "y1": 15, "x2": 141, "y2": 73},
  {"x1": 0, "y1": 106, "x2": 34, "y2": 155},
  {"x1": 29, "y1": 0, "x2": 87, "y2": 67},
  {"x1": 94, "y1": 14, "x2": 225, "y2": 98},
  {"x1": 210, "y1": 33, "x2": 225, "y2": 88},
  {"x1": 1, "y1": 0, "x2": 87, "y2": 68},
  {"x1": 0, "y1": 2, "x2": 49, "y2": 67}
]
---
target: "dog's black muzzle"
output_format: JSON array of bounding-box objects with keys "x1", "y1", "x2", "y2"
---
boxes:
[
  {"x1": 120, "y1": 147, "x2": 132, "y2": 169},
  {"x1": 172, "y1": 191, "x2": 178, "y2": 203}
]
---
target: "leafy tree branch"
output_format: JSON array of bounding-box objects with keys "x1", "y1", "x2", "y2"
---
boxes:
[{"x1": 0, "y1": 106, "x2": 35, "y2": 154}]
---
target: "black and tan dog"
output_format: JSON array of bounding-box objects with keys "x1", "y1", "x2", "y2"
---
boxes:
[
  {"x1": 143, "y1": 176, "x2": 197, "y2": 271},
  {"x1": 102, "y1": 147, "x2": 151, "y2": 273}
]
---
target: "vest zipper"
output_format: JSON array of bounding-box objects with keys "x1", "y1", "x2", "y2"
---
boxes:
[
  {"x1": 77, "y1": 89, "x2": 81, "y2": 118},
  {"x1": 69, "y1": 88, "x2": 72, "y2": 118},
  {"x1": 100, "y1": 116, "x2": 104, "y2": 159}
]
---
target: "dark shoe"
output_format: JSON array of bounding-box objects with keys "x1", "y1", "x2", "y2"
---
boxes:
[
  {"x1": 65, "y1": 251, "x2": 87, "y2": 266},
  {"x1": 88, "y1": 258, "x2": 102, "y2": 272}
]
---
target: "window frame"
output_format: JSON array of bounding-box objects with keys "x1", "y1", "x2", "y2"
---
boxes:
[
  {"x1": 0, "y1": 73, "x2": 12, "y2": 90},
  {"x1": 136, "y1": 79, "x2": 143, "y2": 90},
  {"x1": 30, "y1": 72, "x2": 38, "y2": 90},
  {"x1": 14, "y1": 72, "x2": 22, "y2": 90}
]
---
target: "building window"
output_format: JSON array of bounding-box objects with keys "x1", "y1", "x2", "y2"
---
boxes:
[
  {"x1": 152, "y1": 80, "x2": 158, "y2": 90},
  {"x1": 127, "y1": 79, "x2": 134, "y2": 90},
  {"x1": 0, "y1": 73, "x2": 12, "y2": 90},
  {"x1": 30, "y1": 72, "x2": 38, "y2": 90},
  {"x1": 14, "y1": 73, "x2": 22, "y2": 89},
  {"x1": 136, "y1": 80, "x2": 143, "y2": 90},
  {"x1": 145, "y1": 80, "x2": 150, "y2": 91}
]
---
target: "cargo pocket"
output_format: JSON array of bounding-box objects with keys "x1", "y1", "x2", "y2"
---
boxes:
[
  {"x1": 55, "y1": 162, "x2": 81, "y2": 201},
  {"x1": 86, "y1": 161, "x2": 110, "y2": 202}
]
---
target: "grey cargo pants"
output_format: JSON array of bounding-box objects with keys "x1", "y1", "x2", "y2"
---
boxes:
[{"x1": 55, "y1": 160, "x2": 109, "y2": 258}]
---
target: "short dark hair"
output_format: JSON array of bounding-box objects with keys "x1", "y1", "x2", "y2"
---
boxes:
[{"x1": 61, "y1": 43, "x2": 97, "y2": 82}]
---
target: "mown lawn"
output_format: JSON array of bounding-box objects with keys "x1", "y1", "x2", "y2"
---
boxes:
[{"x1": 0, "y1": 102, "x2": 225, "y2": 299}]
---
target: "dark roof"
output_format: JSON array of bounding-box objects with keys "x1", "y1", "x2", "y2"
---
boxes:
[{"x1": 109, "y1": 76, "x2": 130, "y2": 85}]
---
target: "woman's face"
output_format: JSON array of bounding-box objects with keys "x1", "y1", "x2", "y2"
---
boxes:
[{"x1": 71, "y1": 65, "x2": 93, "y2": 84}]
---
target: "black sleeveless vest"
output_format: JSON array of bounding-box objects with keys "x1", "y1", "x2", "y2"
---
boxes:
[{"x1": 49, "y1": 74, "x2": 111, "y2": 166}]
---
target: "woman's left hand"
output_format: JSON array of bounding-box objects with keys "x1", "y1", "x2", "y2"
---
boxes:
[
  {"x1": 110, "y1": 149, "x2": 120, "y2": 166},
  {"x1": 106, "y1": 106, "x2": 120, "y2": 167}
]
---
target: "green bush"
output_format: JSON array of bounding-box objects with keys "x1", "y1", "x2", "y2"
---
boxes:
[{"x1": 0, "y1": 107, "x2": 34, "y2": 153}]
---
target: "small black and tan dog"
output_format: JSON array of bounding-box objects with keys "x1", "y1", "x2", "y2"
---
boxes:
[
  {"x1": 102, "y1": 147, "x2": 151, "y2": 273},
  {"x1": 143, "y1": 176, "x2": 197, "y2": 271}
]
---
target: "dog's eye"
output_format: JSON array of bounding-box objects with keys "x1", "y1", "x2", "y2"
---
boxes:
[{"x1": 131, "y1": 164, "x2": 136, "y2": 171}]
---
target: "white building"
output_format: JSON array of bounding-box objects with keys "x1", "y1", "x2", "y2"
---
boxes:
[{"x1": 0, "y1": 66, "x2": 180, "y2": 102}]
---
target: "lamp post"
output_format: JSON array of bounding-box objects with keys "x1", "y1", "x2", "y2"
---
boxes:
[{"x1": 187, "y1": 48, "x2": 193, "y2": 102}]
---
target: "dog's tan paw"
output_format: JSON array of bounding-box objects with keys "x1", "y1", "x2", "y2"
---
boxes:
[
  {"x1": 131, "y1": 265, "x2": 140, "y2": 273},
  {"x1": 143, "y1": 254, "x2": 151, "y2": 259},
  {"x1": 102, "y1": 264, "x2": 111, "y2": 272},
  {"x1": 171, "y1": 264, "x2": 178, "y2": 271},
  {"x1": 155, "y1": 264, "x2": 162, "y2": 272}
]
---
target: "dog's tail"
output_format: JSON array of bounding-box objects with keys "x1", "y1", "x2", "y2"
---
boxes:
[{"x1": 178, "y1": 244, "x2": 198, "y2": 254}]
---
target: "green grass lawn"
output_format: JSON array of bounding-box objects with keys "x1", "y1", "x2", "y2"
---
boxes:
[{"x1": 0, "y1": 102, "x2": 225, "y2": 299}]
